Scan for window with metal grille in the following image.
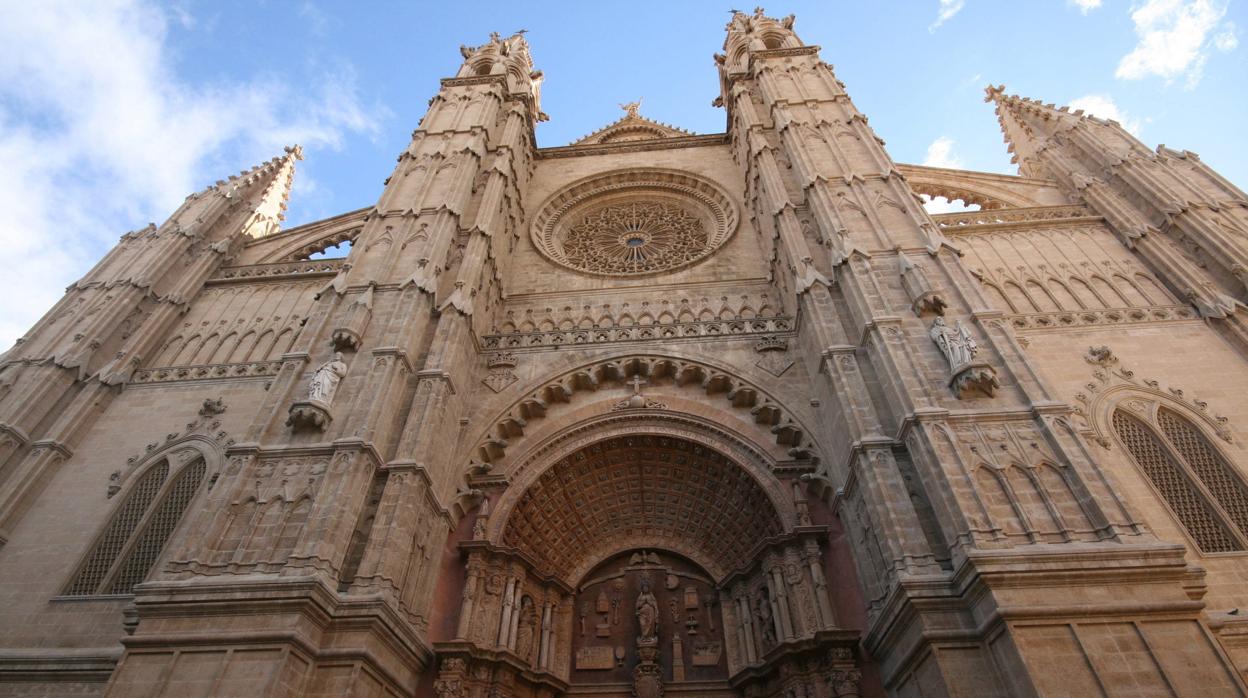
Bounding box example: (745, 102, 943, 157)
(1113, 409, 1247, 553)
(63, 458, 205, 596)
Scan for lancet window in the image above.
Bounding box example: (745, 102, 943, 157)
(1113, 407, 1248, 553)
(63, 457, 207, 595)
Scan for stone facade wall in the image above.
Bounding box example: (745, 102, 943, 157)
(1, 11, 1248, 698)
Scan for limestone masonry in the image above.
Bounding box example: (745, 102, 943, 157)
(2, 9, 1248, 697)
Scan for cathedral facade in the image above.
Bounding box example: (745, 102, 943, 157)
(3, 9, 1248, 697)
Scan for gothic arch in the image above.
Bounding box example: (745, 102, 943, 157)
(242, 208, 367, 263)
(900, 172, 1035, 210)
(1111, 406, 1248, 553)
(485, 411, 795, 583)
(467, 353, 820, 475)
(62, 435, 223, 596)
(1074, 355, 1235, 450)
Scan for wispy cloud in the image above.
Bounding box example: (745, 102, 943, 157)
(929, 0, 965, 32)
(922, 136, 964, 169)
(1116, 0, 1236, 87)
(299, 1, 330, 37)
(919, 137, 981, 212)
(1068, 94, 1144, 136)
(0, 1, 386, 349)
(1071, 0, 1103, 13)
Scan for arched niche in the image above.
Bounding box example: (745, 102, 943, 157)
(495, 430, 787, 583)
(569, 549, 729, 686)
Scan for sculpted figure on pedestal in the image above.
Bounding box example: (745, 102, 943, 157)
(929, 317, 977, 370)
(636, 576, 659, 642)
(515, 597, 537, 664)
(308, 352, 348, 404)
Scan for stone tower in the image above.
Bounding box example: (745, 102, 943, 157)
(2, 9, 1248, 698)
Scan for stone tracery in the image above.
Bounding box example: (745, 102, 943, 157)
(531, 169, 738, 277)
(562, 199, 708, 276)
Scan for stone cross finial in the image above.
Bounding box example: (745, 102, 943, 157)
(983, 84, 1006, 103)
(619, 100, 643, 118)
(629, 374, 647, 395)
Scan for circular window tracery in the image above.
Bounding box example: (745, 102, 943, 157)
(531, 169, 738, 277)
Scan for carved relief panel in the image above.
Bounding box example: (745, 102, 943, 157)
(570, 550, 728, 687)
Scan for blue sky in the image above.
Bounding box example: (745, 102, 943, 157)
(0, 0, 1244, 348)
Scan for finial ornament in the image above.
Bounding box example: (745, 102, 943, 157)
(618, 99, 643, 118)
(983, 84, 1006, 103)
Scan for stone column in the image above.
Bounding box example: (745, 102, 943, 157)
(807, 557, 834, 630)
(769, 566, 795, 640)
(497, 578, 515, 647)
(455, 565, 481, 640)
(737, 594, 757, 662)
(508, 588, 523, 651)
(538, 601, 553, 669)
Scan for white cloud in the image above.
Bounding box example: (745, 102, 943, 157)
(1072, 0, 1104, 13)
(0, 1, 384, 350)
(1067, 94, 1144, 136)
(920, 137, 982, 213)
(922, 136, 964, 169)
(921, 196, 980, 215)
(929, 0, 965, 32)
(1214, 22, 1239, 51)
(1116, 0, 1234, 87)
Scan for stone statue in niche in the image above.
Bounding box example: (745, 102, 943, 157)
(308, 352, 348, 404)
(636, 576, 659, 642)
(757, 595, 776, 649)
(516, 597, 537, 664)
(929, 317, 977, 370)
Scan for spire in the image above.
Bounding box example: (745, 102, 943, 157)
(984, 85, 1148, 180)
(205, 145, 302, 238)
(983, 84, 1065, 179)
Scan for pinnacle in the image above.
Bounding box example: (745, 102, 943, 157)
(983, 84, 1007, 104)
(205, 145, 302, 237)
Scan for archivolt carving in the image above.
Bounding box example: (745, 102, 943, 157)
(1073, 346, 1233, 448)
(469, 355, 817, 470)
(108, 401, 233, 498)
(530, 169, 738, 277)
(499, 433, 785, 582)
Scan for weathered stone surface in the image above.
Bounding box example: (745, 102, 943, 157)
(1, 11, 1247, 698)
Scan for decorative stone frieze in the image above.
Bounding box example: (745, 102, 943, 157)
(130, 360, 284, 384)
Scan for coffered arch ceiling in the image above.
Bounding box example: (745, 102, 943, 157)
(500, 434, 785, 583)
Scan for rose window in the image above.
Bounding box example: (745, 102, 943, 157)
(531, 169, 738, 277)
(561, 200, 708, 275)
